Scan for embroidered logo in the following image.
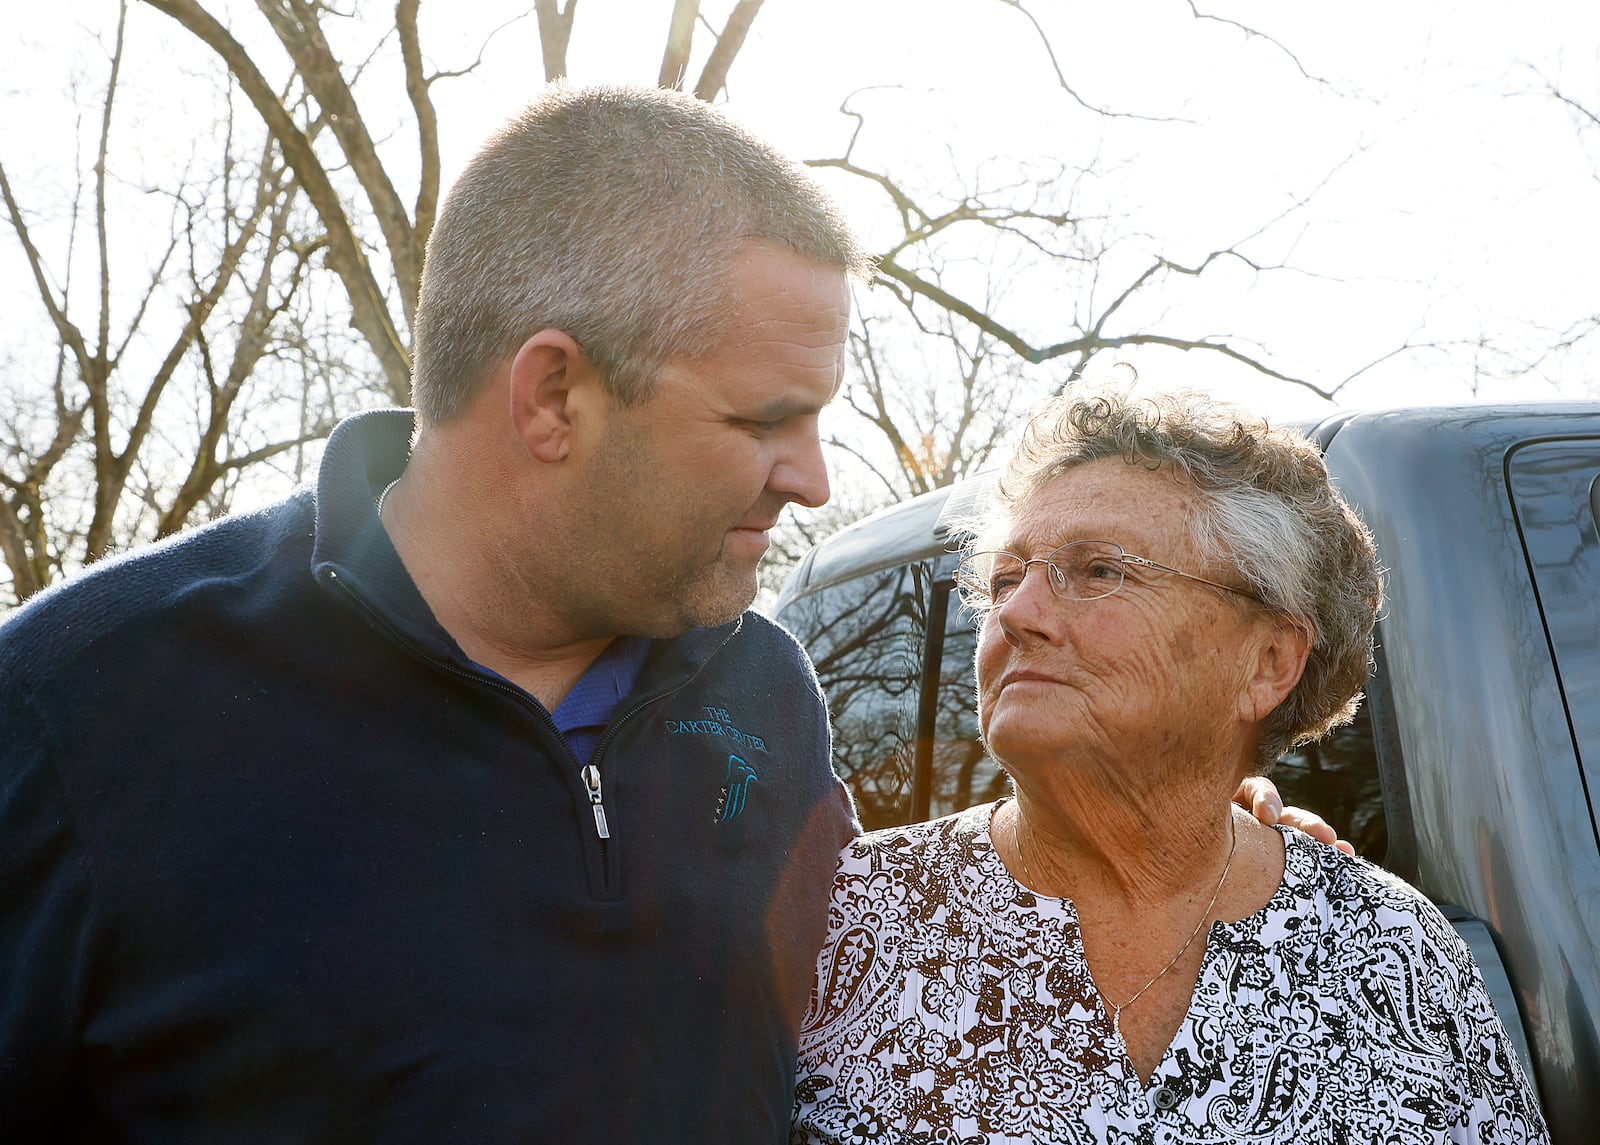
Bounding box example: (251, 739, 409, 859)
(661, 705, 771, 824)
(663, 705, 771, 754)
(714, 754, 759, 823)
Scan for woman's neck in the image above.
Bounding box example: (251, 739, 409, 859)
(1006, 762, 1243, 911)
(996, 757, 1290, 1082)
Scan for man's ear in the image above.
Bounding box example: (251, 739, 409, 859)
(1238, 615, 1315, 724)
(507, 330, 597, 464)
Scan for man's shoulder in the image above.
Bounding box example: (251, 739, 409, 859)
(703, 609, 826, 693)
(0, 492, 316, 688)
(733, 607, 816, 660)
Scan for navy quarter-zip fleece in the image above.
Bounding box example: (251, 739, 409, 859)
(0, 409, 858, 1144)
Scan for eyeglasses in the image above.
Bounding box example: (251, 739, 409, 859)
(956, 540, 1262, 607)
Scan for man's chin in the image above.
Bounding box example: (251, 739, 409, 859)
(602, 560, 760, 639)
(677, 566, 760, 630)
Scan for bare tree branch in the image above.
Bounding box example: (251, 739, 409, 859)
(842, 326, 925, 493)
(658, 0, 698, 88)
(820, 435, 904, 501)
(222, 426, 338, 474)
(694, 0, 763, 102)
(94, 2, 129, 379)
(429, 7, 538, 82)
(1182, 1, 1331, 87)
(993, 0, 1191, 122)
(140, 0, 413, 400)
(534, 0, 576, 81)
(1549, 85, 1600, 132)
(1331, 335, 1458, 395)
(809, 155, 924, 236)
(0, 16, 342, 598)
(1091, 332, 1331, 399)
(0, 498, 43, 600)
(157, 197, 322, 538)
(0, 163, 96, 379)
(255, 0, 421, 323)
(397, 0, 440, 282)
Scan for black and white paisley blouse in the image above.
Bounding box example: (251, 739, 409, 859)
(791, 803, 1547, 1145)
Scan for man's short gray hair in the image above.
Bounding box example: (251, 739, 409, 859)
(979, 383, 1383, 770)
(410, 84, 871, 424)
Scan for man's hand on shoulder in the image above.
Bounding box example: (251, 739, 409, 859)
(1233, 775, 1355, 855)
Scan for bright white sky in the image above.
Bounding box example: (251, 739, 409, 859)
(5, 0, 1599, 437)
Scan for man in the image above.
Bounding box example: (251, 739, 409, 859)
(0, 84, 1328, 1142)
(0, 85, 867, 1143)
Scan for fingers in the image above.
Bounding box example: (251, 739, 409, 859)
(1276, 805, 1356, 855)
(1232, 776, 1355, 854)
(1233, 776, 1283, 826)
(1277, 804, 1336, 843)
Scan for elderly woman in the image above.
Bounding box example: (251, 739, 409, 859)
(792, 387, 1546, 1143)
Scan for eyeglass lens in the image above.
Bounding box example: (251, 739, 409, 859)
(967, 541, 1129, 603)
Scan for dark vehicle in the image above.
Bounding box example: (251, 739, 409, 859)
(774, 403, 1600, 1141)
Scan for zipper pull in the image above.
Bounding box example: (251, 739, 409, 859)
(581, 764, 611, 839)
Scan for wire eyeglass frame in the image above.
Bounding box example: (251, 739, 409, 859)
(957, 539, 1263, 607)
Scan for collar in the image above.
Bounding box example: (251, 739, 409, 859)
(551, 635, 652, 735)
(308, 409, 460, 659)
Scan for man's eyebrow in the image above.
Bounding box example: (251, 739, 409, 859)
(743, 397, 825, 420)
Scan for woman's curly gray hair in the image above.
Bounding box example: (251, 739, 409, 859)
(980, 384, 1383, 771)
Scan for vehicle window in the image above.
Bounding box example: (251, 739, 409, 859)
(777, 562, 931, 829)
(925, 595, 1007, 821)
(1508, 439, 1600, 823)
(1270, 700, 1386, 861)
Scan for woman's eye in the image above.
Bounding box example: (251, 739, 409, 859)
(989, 574, 1021, 597)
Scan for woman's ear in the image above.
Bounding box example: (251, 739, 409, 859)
(1238, 614, 1314, 724)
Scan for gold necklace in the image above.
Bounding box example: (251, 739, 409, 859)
(1010, 802, 1238, 1044)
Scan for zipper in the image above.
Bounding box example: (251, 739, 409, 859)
(581, 764, 610, 839)
(568, 624, 736, 851)
(321, 567, 733, 893)
(574, 680, 722, 881)
(570, 624, 740, 879)
(323, 567, 608, 873)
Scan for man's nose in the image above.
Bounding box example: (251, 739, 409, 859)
(774, 423, 831, 508)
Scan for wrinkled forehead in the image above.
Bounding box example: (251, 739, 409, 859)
(980, 458, 1205, 557)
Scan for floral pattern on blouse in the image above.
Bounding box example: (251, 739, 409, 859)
(791, 803, 1547, 1145)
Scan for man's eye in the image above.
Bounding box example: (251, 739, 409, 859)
(1086, 560, 1123, 580)
(742, 418, 784, 433)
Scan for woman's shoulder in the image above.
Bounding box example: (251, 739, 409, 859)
(1284, 828, 1434, 908)
(1275, 827, 1474, 973)
(836, 802, 997, 875)
(803, 803, 1014, 1052)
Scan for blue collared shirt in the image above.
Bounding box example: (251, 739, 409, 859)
(549, 636, 651, 767)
